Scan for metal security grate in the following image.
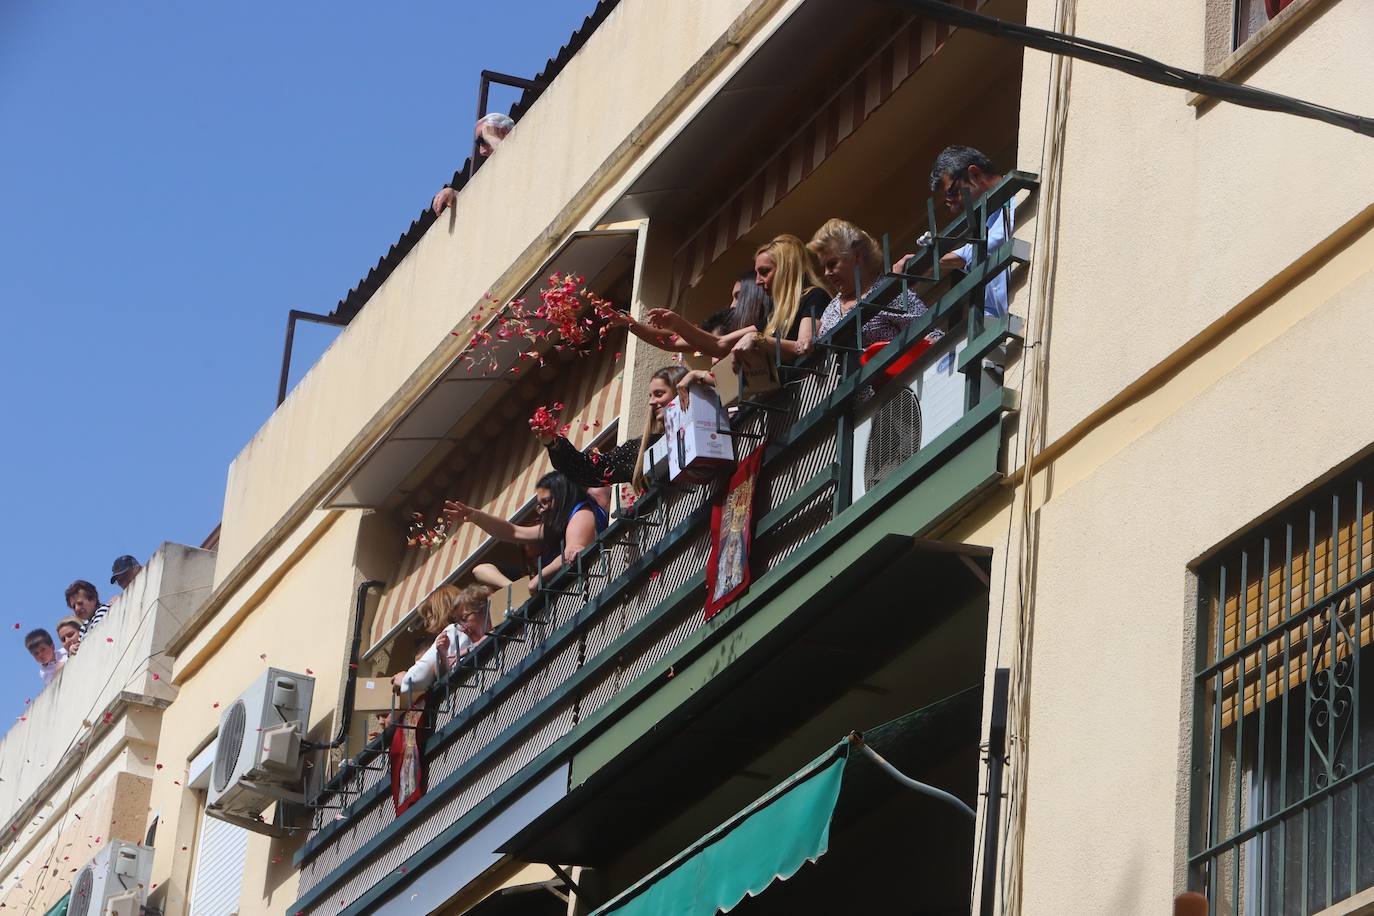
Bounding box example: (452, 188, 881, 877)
(1192, 460, 1374, 915)
(69, 865, 94, 916)
(214, 700, 247, 793)
(864, 388, 922, 493)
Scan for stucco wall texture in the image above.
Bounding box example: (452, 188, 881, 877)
(993, 2, 1374, 912)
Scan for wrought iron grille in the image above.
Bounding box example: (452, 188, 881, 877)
(1192, 459, 1374, 915)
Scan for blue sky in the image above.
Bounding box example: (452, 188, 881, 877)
(0, 0, 597, 721)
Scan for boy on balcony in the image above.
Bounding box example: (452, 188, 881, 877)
(25, 629, 66, 685)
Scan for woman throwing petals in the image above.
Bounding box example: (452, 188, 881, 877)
(444, 472, 607, 592)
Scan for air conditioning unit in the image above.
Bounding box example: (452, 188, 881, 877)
(851, 323, 1006, 501)
(67, 841, 153, 916)
(206, 668, 315, 821)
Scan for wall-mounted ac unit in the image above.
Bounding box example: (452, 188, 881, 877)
(851, 324, 1004, 501)
(206, 668, 315, 822)
(67, 841, 153, 916)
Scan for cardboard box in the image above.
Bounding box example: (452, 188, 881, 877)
(662, 382, 735, 482)
(710, 354, 780, 407)
(352, 676, 395, 712)
(641, 435, 670, 483)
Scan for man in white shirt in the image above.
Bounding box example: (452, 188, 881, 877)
(26, 629, 67, 686)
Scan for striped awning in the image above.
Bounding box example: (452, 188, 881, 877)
(674, 2, 985, 290)
(367, 349, 624, 652)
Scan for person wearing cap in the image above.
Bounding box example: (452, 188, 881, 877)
(110, 555, 142, 591)
(64, 579, 110, 635)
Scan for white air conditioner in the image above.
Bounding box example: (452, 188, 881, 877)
(206, 667, 315, 821)
(67, 841, 153, 916)
(851, 323, 1006, 501)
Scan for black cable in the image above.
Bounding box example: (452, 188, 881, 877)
(886, 0, 1374, 139)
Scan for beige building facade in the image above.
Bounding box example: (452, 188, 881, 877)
(3, 1, 1369, 915)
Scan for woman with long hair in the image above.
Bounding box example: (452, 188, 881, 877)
(636, 271, 774, 359)
(727, 234, 831, 367)
(444, 471, 608, 591)
(533, 363, 715, 492)
(808, 218, 927, 345)
(392, 583, 494, 695)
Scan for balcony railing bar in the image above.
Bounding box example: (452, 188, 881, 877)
(303, 497, 715, 834)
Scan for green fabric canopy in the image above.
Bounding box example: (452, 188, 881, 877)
(590, 744, 848, 916)
(43, 893, 69, 916)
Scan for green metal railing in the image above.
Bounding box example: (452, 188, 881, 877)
(290, 172, 1036, 916)
(1191, 458, 1374, 914)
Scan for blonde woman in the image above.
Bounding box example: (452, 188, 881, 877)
(392, 583, 494, 695)
(808, 218, 927, 345)
(728, 234, 831, 367)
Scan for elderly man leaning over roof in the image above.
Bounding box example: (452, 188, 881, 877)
(430, 112, 515, 216)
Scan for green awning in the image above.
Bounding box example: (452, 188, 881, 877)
(589, 743, 849, 916)
(43, 893, 69, 916)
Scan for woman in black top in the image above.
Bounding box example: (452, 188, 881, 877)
(536, 364, 714, 492)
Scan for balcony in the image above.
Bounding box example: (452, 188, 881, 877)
(290, 173, 1037, 915)
(0, 544, 214, 913)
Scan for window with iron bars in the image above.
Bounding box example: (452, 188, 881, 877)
(1191, 455, 1374, 914)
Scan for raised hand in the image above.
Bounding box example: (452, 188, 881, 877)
(431, 187, 457, 216)
(443, 499, 475, 525)
(645, 307, 686, 330)
(676, 369, 716, 407)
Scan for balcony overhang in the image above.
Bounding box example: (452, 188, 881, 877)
(319, 227, 639, 511)
(596, 0, 868, 226)
(499, 534, 991, 868)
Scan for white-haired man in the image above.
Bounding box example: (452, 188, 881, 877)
(431, 112, 515, 215)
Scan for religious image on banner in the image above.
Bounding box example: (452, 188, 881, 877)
(705, 442, 765, 619)
(389, 698, 430, 815)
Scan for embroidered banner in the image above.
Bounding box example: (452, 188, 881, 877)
(705, 443, 765, 619)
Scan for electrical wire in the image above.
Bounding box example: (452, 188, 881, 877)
(889, 0, 1374, 139)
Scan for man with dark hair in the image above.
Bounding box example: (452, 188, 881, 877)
(916, 145, 1015, 321)
(110, 555, 141, 591)
(25, 629, 66, 685)
(64, 580, 110, 635)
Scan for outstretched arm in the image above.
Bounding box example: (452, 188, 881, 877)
(644, 308, 743, 359)
(729, 317, 815, 364)
(444, 500, 543, 544)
